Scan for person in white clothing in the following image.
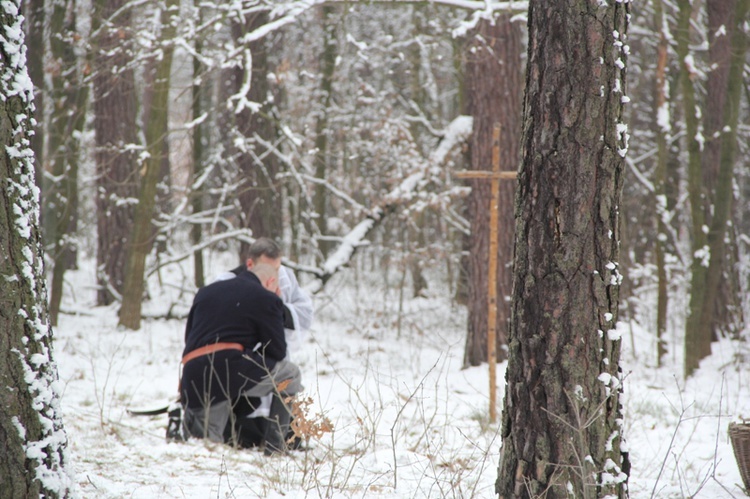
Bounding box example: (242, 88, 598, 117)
(213, 238, 314, 448)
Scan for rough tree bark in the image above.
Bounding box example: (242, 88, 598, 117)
(1, 3, 74, 494)
(463, 14, 522, 367)
(497, 2, 629, 497)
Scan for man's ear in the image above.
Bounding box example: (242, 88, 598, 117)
(246, 258, 254, 269)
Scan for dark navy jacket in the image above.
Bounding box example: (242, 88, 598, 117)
(180, 270, 286, 409)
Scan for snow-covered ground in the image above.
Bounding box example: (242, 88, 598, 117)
(52, 250, 750, 498)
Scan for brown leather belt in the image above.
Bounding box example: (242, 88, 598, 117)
(181, 342, 244, 365)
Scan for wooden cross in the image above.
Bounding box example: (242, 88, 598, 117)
(456, 123, 517, 423)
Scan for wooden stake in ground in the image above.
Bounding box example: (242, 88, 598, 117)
(456, 124, 516, 423)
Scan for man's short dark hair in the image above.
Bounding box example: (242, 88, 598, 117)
(248, 237, 282, 261)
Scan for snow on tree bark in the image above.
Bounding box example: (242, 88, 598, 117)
(0, 1, 75, 496)
(497, 1, 629, 497)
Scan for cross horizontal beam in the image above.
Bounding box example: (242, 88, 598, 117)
(455, 170, 517, 180)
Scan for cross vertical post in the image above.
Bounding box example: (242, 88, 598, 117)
(487, 125, 500, 423)
(456, 123, 516, 423)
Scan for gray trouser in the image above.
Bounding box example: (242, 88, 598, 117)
(183, 359, 302, 443)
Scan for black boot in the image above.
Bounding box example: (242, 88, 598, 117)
(263, 395, 292, 456)
(166, 402, 186, 442)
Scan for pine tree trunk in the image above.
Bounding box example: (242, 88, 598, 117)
(497, 2, 629, 497)
(92, 0, 139, 306)
(1, 4, 73, 494)
(463, 15, 522, 366)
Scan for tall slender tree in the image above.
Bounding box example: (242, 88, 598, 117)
(311, 5, 338, 262)
(497, 2, 629, 497)
(191, 1, 206, 288)
(682, 0, 749, 376)
(46, 0, 86, 326)
(653, 0, 672, 365)
(118, 0, 179, 329)
(139, 5, 173, 248)
(1, 2, 74, 494)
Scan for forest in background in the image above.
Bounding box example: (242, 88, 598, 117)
(4, 0, 750, 496)
(28, 0, 750, 386)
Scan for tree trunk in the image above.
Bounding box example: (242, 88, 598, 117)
(139, 24, 172, 254)
(693, 0, 749, 362)
(1, 4, 74, 494)
(118, 0, 179, 329)
(46, 0, 86, 326)
(463, 14, 522, 367)
(24, 0, 44, 185)
(702, 0, 735, 196)
(497, 2, 629, 497)
(702, 0, 745, 338)
(683, 0, 749, 376)
(232, 12, 283, 261)
(678, 0, 710, 376)
(406, 7, 430, 298)
(191, 2, 205, 288)
(312, 5, 337, 262)
(653, 0, 671, 365)
(92, 0, 139, 306)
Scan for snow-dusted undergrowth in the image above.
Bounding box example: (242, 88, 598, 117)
(52, 248, 749, 498)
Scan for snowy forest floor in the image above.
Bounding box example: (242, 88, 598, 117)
(52, 251, 750, 498)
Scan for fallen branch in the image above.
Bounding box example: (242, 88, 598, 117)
(303, 115, 473, 293)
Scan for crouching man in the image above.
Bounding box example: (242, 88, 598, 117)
(180, 263, 302, 455)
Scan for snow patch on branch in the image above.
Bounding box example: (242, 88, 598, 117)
(308, 115, 473, 292)
(431, 115, 473, 165)
(229, 49, 261, 114)
(451, 1, 528, 38)
(322, 216, 377, 275)
(385, 115, 472, 205)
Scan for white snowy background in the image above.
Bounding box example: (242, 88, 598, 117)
(49, 247, 750, 499)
